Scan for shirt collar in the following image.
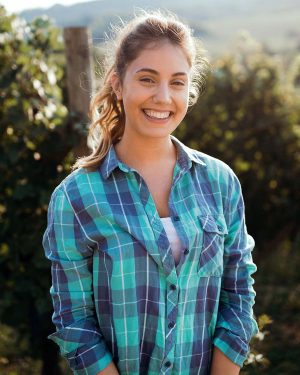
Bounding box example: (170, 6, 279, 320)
(99, 134, 206, 180)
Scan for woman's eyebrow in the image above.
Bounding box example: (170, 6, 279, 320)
(135, 68, 187, 77)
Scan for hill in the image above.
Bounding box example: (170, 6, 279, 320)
(19, 0, 300, 58)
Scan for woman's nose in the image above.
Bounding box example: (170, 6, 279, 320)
(153, 83, 172, 104)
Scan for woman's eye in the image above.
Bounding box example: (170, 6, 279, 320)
(172, 81, 185, 86)
(140, 78, 155, 84)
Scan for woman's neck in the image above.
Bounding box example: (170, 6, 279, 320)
(114, 133, 177, 170)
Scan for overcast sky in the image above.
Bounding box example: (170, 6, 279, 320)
(1, 0, 93, 14)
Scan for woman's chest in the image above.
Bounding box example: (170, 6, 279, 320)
(75, 170, 228, 277)
(141, 170, 173, 218)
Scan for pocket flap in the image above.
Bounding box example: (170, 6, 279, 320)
(198, 215, 228, 235)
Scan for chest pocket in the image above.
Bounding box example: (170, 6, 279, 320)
(197, 215, 228, 277)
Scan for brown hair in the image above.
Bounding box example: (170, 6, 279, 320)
(71, 9, 209, 171)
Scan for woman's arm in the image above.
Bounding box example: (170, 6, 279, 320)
(210, 346, 240, 375)
(43, 185, 113, 374)
(97, 361, 119, 375)
(212, 171, 259, 368)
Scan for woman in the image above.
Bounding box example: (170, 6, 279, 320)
(43, 10, 259, 375)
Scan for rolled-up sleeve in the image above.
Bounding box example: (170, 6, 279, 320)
(42, 184, 113, 374)
(213, 171, 259, 367)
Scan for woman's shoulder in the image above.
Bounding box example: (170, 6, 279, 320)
(50, 166, 102, 201)
(186, 147, 244, 211)
(184, 143, 238, 183)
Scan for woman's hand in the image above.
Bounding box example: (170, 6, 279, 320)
(97, 361, 119, 375)
(210, 346, 240, 375)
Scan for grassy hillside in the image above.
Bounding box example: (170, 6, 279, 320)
(18, 0, 300, 57)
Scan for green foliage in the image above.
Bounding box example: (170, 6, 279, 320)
(0, 324, 42, 374)
(0, 5, 80, 370)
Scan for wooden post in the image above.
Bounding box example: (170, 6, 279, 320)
(63, 27, 95, 158)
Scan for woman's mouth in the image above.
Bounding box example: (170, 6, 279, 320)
(142, 109, 173, 120)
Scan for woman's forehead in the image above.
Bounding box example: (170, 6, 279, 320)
(126, 42, 191, 75)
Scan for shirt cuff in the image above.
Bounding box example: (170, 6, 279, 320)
(48, 330, 113, 374)
(213, 328, 250, 368)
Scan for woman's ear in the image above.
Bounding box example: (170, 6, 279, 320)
(110, 72, 123, 100)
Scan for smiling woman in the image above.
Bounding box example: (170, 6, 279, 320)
(71, 9, 208, 172)
(42, 8, 259, 375)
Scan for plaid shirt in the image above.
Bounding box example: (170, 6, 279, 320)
(43, 135, 258, 375)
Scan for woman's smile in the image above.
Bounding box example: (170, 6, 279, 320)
(142, 109, 173, 123)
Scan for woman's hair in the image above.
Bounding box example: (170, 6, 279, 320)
(71, 9, 209, 171)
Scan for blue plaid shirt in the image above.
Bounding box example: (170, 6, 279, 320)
(43, 135, 258, 375)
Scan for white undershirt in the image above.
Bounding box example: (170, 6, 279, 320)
(160, 217, 184, 266)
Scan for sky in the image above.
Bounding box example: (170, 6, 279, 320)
(0, 0, 93, 14)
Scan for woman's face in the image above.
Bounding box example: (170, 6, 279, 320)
(111, 41, 191, 141)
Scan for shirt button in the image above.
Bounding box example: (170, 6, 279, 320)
(165, 361, 172, 367)
(170, 284, 177, 290)
(173, 215, 180, 221)
(184, 248, 189, 255)
(168, 321, 175, 329)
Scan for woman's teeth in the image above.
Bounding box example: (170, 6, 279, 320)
(143, 110, 171, 119)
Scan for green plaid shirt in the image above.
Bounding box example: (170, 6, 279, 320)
(43, 135, 258, 375)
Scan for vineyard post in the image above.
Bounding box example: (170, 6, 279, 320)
(63, 26, 95, 158)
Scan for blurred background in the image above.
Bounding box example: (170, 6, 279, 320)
(0, 0, 299, 374)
